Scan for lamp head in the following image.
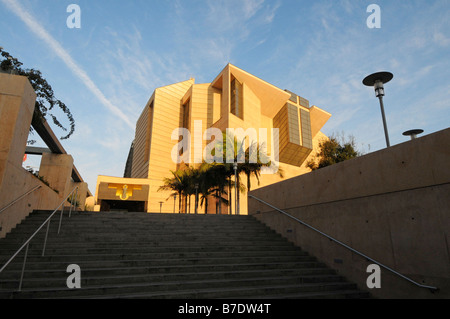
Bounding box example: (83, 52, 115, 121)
(374, 80, 385, 97)
(363, 72, 394, 98)
(403, 129, 424, 140)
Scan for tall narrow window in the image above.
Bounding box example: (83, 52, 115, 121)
(230, 78, 243, 119)
(183, 99, 190, 130)
(179, 99, 191, 158)
(298, 96, 310, 108)
(300, 109, 313, 149)
(144, 102, 154, 163)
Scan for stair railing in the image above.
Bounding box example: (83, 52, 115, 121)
(0, 186, 79, 291)
(0, 186, 42, 215)
(248, 194, 438, 292)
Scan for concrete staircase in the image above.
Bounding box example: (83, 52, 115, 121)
(0, 210, 370, 299)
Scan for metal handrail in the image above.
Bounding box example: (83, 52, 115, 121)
(248, 194, 438, 292)
(0, 186, 79, 291)
(0, 186, 42, 214)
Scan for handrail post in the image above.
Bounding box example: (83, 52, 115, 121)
(68, 192, 74, 218)
(18, 243, 29, 292)
(75, 187, 78, 213)
(69, 187, 78, 218)
(0, 186, 80, 292)
(57, 205, 64, 235)
(42, 220, 51, 257)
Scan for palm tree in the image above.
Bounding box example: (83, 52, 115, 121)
(221, 132, 284, 213)
(198, 180, 212, 214)
(213, 131, 249, 215)
(158, 169, 190, 213)
(184, 166, 196, 214)
(178, 163, 213, 214)
(179, 169, 192, 214)
(159, 132, 283, 215)
(184, 165, 204, 214)
(209, 163, 231, 215)
(196, 162, 217, 214)
(158, 164, 218, 215)
(241, 141, 284, 192)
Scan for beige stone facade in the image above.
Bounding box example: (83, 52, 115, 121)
(95, 64, 331, 214)
(0, 73, 89, 238)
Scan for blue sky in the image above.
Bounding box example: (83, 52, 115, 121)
(1, 0, 449, 195)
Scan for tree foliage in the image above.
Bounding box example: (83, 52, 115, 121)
(158, 133, 284, 214)
(0, 47, 75, 140)
(307, 133, 361, 170)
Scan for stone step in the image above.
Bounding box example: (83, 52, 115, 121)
(0, 241, 296, 255)
(1, 254, 314, 272)
(21, 211, 256, 221)
(13, 219, 269, 228)
(0, 232, 283, 248)
(7, 223, 271, 237)
(228, 289, 371, 299)
(6, 226, 277, 239)
(0, 238, 287, 251)
(1, 261, 327, 280)
(0, 269, 342, 290)
(11, 222, 264, 231)
(0, 249, 307, 263)
(0, 243, 300, 259)
(0, 210, 369, 299)
(14, 216, 259, 224)
(0, 279, 358, 299)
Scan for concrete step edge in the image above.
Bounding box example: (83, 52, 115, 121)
(1, 280, 356, 296)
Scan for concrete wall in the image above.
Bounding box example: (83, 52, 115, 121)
(0, 73, 85, 238)
(0, 74, 35, 188)
(0, 74, 62, 238)
(249, 128, 450, 299)
(0, 167, 61, 238)
(39, 153, 73, 199)
(70, 181, 88, 210)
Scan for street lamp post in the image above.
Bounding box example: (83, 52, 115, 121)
(159, 201, 163, 214)
(363, 71, 394, 148)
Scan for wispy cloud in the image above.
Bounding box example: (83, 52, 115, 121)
(95, 25, 196, 118)
(1, 0, 135, 130)
(169, 0, 280, 68)
(433, 31, 450, 47)
(242, 0, 265, 20)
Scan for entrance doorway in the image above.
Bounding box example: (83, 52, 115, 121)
(100, 200, 146, 212)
